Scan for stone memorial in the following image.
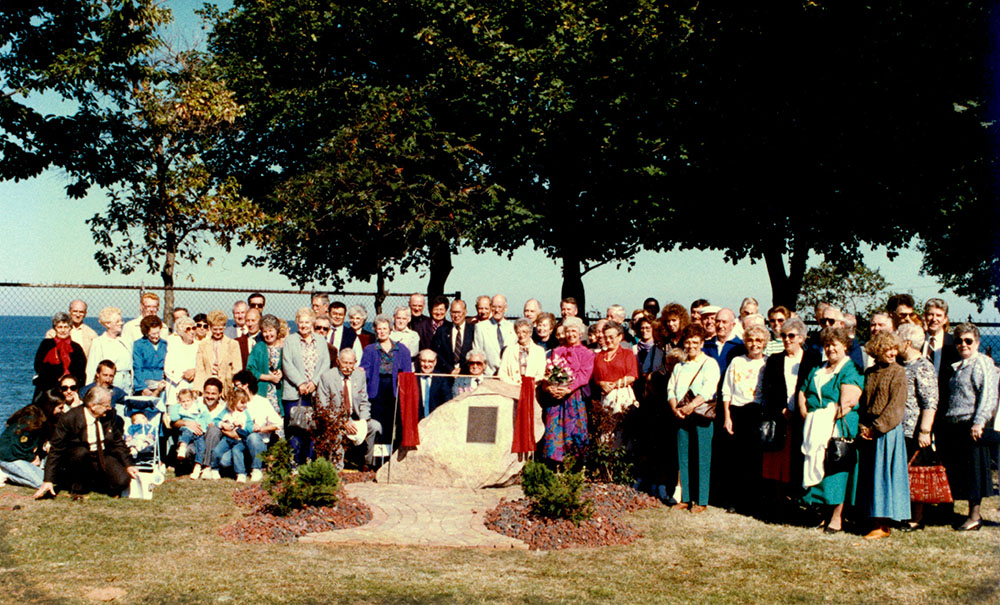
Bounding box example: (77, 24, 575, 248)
(375, 378, 544, 488)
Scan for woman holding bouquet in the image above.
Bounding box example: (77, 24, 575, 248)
(541, 317, 594, 463)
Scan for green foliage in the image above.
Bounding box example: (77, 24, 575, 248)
(654, 2, 995, 309)
(521, 460, 593, 524)
(583, 441, 635, 486)
(0, 0, 170, 194)
(797, 262, 892, 321)
(262, 439, 340, 516)
(87, 49, 250, 310)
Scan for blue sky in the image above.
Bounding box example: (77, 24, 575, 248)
(1, 0, 994, 322)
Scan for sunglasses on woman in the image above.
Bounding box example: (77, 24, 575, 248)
(60, 384, 79, 392)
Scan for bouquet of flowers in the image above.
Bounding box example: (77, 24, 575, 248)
(545, 355, 575, 387)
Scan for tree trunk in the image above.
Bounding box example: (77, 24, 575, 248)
(426, 238, 453, 296)
(374, 264, 387, 315)
(560, 248, 586, 317)
(160, 181, 176, 328)
(762, 237, 809, 311)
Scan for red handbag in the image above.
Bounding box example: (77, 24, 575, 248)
(908, 450, 953, 504)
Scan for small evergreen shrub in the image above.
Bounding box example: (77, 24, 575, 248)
(521, 460, 593, 524)
(262, 439, 340, 516)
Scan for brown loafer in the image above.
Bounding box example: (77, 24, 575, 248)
(864, 527, 891, 540)
(691, 505, 707, 514)
(671, 502, 690, 510)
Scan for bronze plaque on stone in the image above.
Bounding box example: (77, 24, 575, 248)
(466, 406, 498, 443)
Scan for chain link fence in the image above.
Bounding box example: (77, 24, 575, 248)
(0, 282, 460, 325)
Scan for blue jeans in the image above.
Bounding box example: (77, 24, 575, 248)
(211, 435, 244, 472)
(178, 428, 206, 462)
(0, 459, 44, 489)
(233, 432, 269, 473)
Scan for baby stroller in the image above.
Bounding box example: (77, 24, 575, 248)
(122, 396, 166, 499)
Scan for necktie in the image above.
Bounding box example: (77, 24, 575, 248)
(496, 321, 505, 351)
(453, 327, 463, 365)
(342, 378, 351, 416)
(95, 418, 106, 470)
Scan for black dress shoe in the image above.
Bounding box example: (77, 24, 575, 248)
(956, 520, 982, 532)
(899, 522, 925, 532)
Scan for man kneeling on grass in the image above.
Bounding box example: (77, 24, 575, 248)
(34, 386, 139, 499)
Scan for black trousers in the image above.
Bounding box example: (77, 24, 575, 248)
(56, 447, 131, 496)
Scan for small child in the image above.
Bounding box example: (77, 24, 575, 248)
(169, 388, 210, 479)
(125, 412, 157, 458)
(210, 390, 255, 482)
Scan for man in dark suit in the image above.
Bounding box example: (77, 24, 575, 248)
(431, 299, 476, 375)
(236, 307, 263, 367)
(34, 386, 138, 498)
(415, 350, 451, 417)
(415, 295, 449, 352)
(408, 293, 429, 333)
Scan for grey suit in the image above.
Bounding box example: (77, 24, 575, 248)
(281, 333, 331, 402)
(316, 366, 381, 466)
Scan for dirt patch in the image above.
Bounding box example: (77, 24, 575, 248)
(340, 470, 376, 484)
(84, 586, 126, 601)
(219, 485, 372, 544)
(485, 483, 662, 550)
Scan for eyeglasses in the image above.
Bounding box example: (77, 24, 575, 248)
(780, 333, 799, 340)
(468, 361, 485, 366)
(60, 384, 79, 392)
(196, 323, 209, 328)
(249, 302, 264, 309)
(314, 326, 330, 333)
(959, 337, 976, 345)
(819, 318, 837, 326)
(745, 338, 767, 344)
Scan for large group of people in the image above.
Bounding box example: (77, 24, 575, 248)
(5, 289, 998, 537)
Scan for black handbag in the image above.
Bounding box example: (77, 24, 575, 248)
(824, 415, 855, 474)
(758, 415, 786, 451)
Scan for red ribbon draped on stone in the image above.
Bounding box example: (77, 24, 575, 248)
(396, 372, 420, 447)
(512, 376, 536, 454)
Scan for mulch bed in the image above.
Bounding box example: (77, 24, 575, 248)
(485, 482, 662, 550)
(219, 484, 372, 544)
(340, 470, 377, 484)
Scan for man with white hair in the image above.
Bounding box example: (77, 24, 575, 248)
(523, 299, 542, 322)
(606, 304, 634, 348)
(704, 308, 744, 380)
(225, 300, 250, 338)
(315, 348, 380, 469)
(473, 294, 516, 376)
(408, 293, 428, 332)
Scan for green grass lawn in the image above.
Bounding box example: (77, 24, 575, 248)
(0, 478, 997, 604)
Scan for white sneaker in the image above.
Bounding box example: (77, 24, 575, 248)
(250, 469, 263, 482)
(208, 469, 221, 480)
(190, 466, 202, 480)
(236, 474, 247, 483)
(176, 442, 188, 459)
(0, 470, 8, 486)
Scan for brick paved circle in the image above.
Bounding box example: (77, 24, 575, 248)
(300, 483, 528, 549)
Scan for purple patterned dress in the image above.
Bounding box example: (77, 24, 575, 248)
(541, 344, 595, 462)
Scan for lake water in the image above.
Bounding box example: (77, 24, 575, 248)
(2, 315, 998, 425)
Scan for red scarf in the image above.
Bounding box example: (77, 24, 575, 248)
(44, 337, 74, 374)
(512, 376, 536, 454)
(396, 372, 420, 447)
